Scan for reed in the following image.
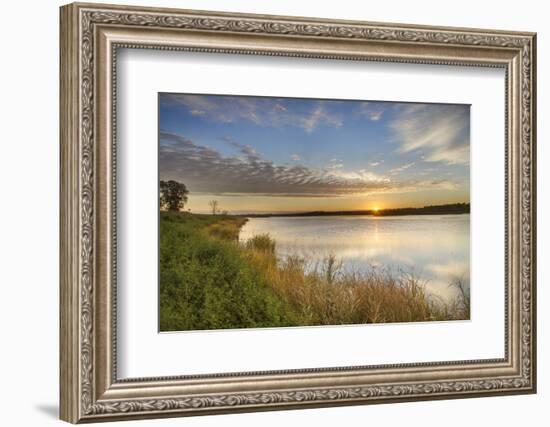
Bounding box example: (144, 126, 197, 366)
(244, 234, 467, 325)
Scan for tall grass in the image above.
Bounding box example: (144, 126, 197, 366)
(244, 235, 467, 325)
(159, 212, 469, 331)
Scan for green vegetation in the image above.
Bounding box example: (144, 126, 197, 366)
(160, 212, 299, 331)
(160, 212, 469, 332)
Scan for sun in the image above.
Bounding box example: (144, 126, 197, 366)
(372, 206, 380, 212)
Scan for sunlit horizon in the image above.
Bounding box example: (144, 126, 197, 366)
(175, 193, 469, 215)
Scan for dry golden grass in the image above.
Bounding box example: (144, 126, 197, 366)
(244, 233, 469, 325)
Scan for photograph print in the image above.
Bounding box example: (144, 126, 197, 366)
(159, 93, 470, 332)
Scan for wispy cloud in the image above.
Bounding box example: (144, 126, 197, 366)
(162, 94, 343, 133)
(327, 168, 389, 183)
(391, 104, 470, 165)
(160, 131, 457, 197)
(358, 102, 385, 121)
(389, 162, 415, 175)
(327, 162, 344, 170)
(290, 154, 301, 161)
(300, 103, 343, 133)
(369, 160, 384, 167)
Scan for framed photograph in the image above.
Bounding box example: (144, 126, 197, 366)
(60, 2, 537, 423)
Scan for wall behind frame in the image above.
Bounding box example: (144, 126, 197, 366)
(0, 0, 545, 426)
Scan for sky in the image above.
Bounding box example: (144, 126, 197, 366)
(159, 93, 470, 214)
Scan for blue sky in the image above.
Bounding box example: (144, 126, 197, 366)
(159, 93, 470, 214)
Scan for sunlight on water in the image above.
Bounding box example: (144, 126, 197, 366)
(239, 214, 470, 302)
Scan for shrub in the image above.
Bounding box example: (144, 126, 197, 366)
(245, 234, 276, 254)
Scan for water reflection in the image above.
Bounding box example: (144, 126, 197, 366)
(239, 214, 470, 302)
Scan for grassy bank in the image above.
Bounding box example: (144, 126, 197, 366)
(160, 212, 299, 331)
(160, 212, 469, 331)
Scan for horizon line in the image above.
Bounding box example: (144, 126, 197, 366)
(178, 202, 470, 216)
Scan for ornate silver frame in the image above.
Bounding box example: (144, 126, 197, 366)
(60, 2, 537, 423)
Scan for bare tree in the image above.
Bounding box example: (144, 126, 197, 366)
(208, 200, 219, 215)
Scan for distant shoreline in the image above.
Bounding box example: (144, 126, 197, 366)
(235, 203, 470, 218)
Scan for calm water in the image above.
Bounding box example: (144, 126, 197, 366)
(239, 214, 470, 301)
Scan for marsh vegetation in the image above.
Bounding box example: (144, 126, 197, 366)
(159, 212, 469, 332)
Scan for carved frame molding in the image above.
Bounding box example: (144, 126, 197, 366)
(60, 2, 536, 423)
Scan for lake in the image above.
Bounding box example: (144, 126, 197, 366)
(239, 214, 470, 302)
